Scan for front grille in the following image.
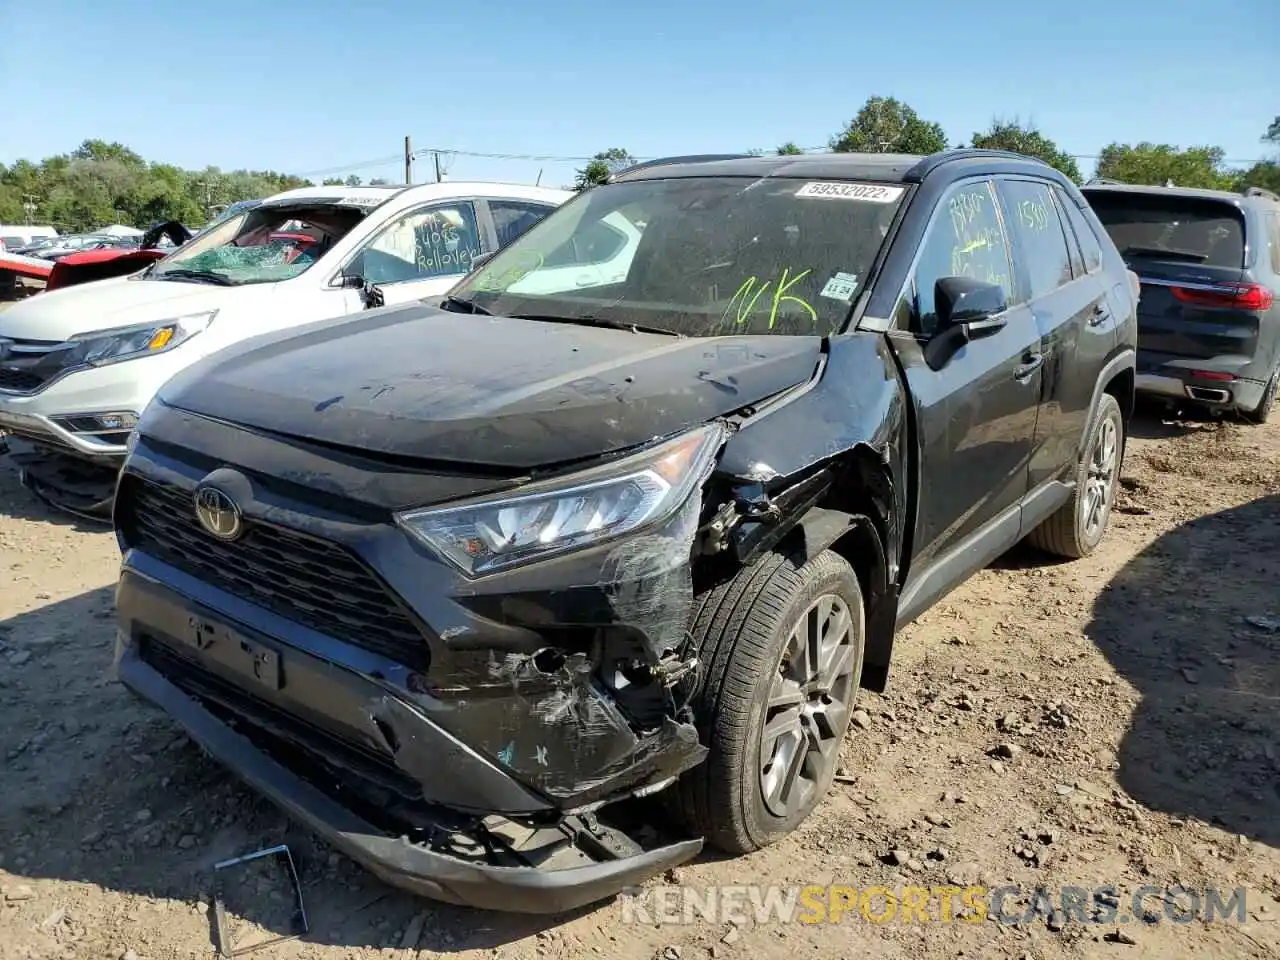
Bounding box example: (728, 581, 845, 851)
(0, 338, 77, 394)
(119, 475, 432, 669)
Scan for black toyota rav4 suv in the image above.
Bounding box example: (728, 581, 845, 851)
(112, 149, 1138, 913)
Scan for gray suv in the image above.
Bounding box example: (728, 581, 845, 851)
(1081, 183, 1280, 421)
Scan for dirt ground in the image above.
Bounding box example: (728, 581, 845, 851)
(1, 382, 1279, 959)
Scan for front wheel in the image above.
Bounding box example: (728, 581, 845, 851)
(670, 549, 866, 854)
(1026, 392, 1124, 559)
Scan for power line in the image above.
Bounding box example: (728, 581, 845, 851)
(293, 143, 1271, 181)
(412, 146, 661, 163)
(294, 154, 404, 178)
(415, 145, 1268, 166)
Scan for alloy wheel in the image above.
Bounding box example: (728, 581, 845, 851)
(758, 593, 858, 818)
(1082, 415, 1118, 538)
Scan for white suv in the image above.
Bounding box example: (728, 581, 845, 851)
(0, 181, 571, 517)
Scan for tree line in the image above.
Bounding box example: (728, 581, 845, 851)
(5, 98, 1278, 233)
(0, 140, 394, 233)
(573, 96, 1280, 193)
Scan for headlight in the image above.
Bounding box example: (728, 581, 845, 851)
(397, 424, 725, 577)
(70, 311, 216, 367)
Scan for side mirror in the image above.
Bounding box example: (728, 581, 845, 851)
(337, 274, 365, 289)
(934, 277, 1008, 340)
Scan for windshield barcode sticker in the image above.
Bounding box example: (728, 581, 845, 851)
(795, 182, 904, 203)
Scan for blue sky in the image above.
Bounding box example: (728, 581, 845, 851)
(2, 0, 1276, 187)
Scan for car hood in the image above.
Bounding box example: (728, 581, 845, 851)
(160, 303, 823, 470)
(0, 274, 263, 339)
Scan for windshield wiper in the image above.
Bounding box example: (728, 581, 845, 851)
(1121, 245, 1208, 263)
(153, 268, 237, 286)
(439, 295, 492, 315)
(512, 314, 684, 337)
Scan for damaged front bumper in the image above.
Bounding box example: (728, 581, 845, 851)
(117, 646, 701, 912)
(0, 410, 127, 519)
(113, 572, 704, 913)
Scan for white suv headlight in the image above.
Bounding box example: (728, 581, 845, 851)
(396, 424, 725, 577)
(70, 310, 216, 367)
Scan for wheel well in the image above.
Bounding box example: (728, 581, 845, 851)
(809, 447, 896, 691)
(1105, 366, 1135, 426)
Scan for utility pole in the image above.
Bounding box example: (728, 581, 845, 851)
(404, 136, 413, 184)
(22, 195, 38, 225)
(195, 180, 215, 216)
(433, 150, 442, 183)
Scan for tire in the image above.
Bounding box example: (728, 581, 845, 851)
(670, 549, 866, 854)
(1243, 365, 1279, 424)
(1026, 392, 1124, 559)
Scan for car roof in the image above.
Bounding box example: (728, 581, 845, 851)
(610, 149, 1067, 187)
(260, 181, 574, 213)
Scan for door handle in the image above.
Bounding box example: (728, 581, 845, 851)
(1089, 304, 1110, 327)
(1014, 353, 1044, 382)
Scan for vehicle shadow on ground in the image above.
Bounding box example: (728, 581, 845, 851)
(1088, 492, 1280, 847)
(0, 590, 605, 953)
(1125, 398, 1234, 441)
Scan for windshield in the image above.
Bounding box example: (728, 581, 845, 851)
(448, 176, 904, 337)
(148, 202, 366, 285)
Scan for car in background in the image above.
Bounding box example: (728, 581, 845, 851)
(0, 181, 572, 518)
(109, 149, 1137, 912)
(40, 236, 140, 261)
(1081, 183, 1280, 421)
(0, 226, 59, 252)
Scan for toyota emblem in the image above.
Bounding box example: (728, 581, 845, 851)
(194, 486, 243, 540)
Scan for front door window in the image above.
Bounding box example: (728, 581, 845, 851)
(353, 201, 486, 285)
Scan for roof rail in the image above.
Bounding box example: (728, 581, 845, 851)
(904, 147, 1052, 183)
(1085, 177, 1126, 186)
(610, 154, 756, 180)
(1244, 186, 1280, 202)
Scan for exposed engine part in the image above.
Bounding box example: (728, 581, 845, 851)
(699, 500, 741, 554)
(649, 653, 699, 687)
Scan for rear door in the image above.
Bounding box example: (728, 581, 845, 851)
(995, 177, 1112, 489)
(1086, 191, 1262, 377)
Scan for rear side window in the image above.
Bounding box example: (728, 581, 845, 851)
(997, 179, 1074, 301)
(1055, 188, 1104, 273)
(1087, 193, 1246, 269)
(489, 199, 555, 248)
